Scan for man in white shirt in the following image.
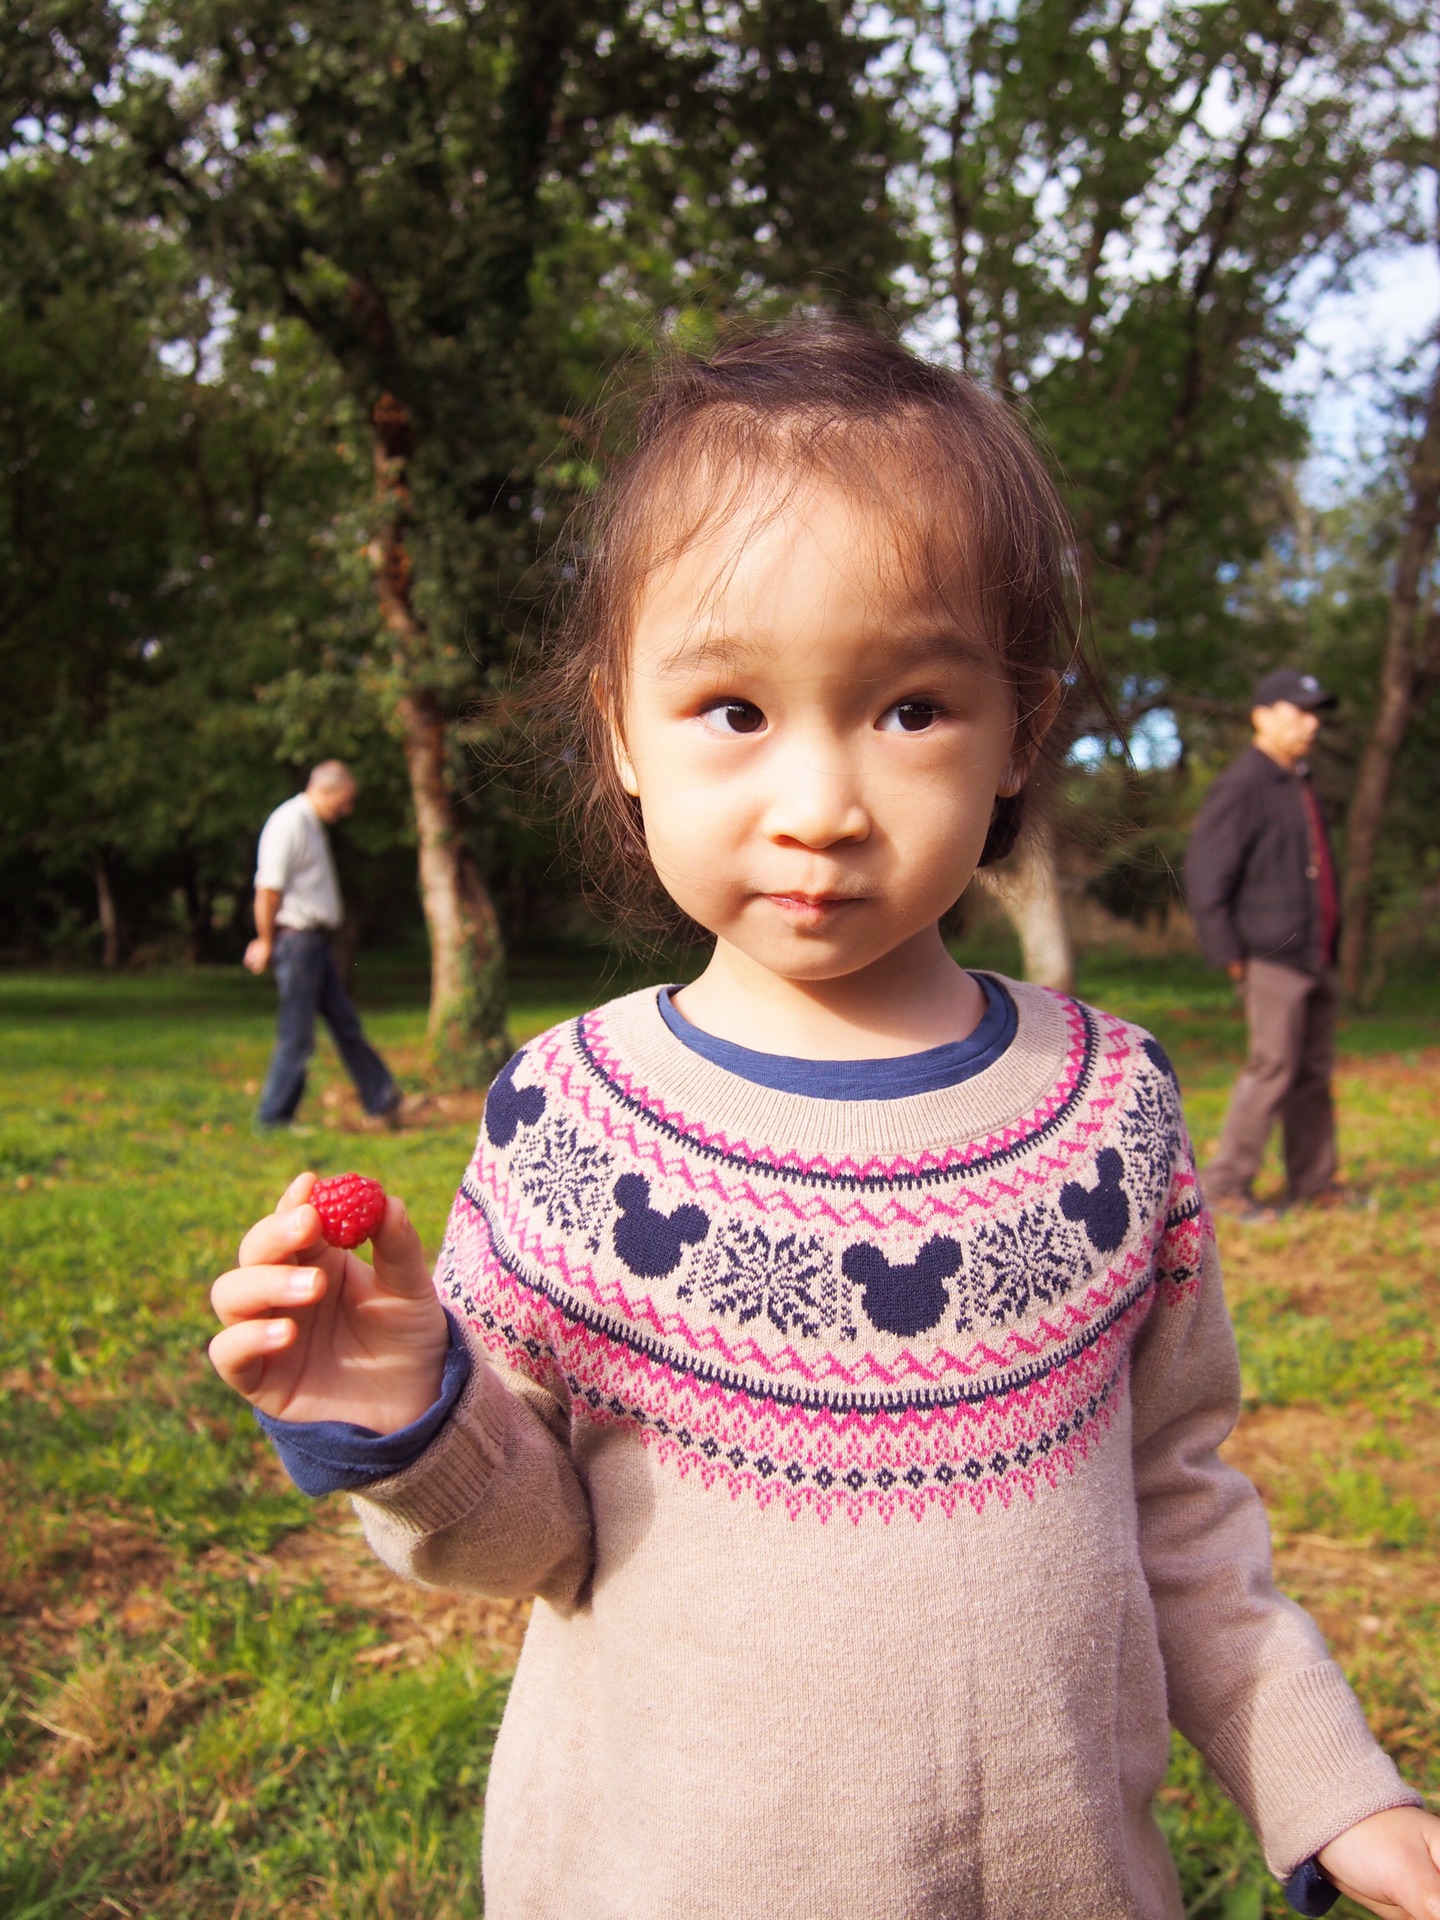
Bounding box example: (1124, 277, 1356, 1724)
(245, 761, 402, 1130)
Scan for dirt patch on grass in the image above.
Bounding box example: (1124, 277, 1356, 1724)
(1227, 1405, 1440, 1510)
(2, 1499, 526, 1699)
(1335, 1048, 1440, 1090)
(269, 1502, 529, 1666)
(314, 1079, 488, 1133)
(0, 1513, 179, 1659)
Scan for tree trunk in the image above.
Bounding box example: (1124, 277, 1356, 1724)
(369, 393, 509, 1086)
(942, 94, 1074, 994)
(93, 851, 121, 970)
(1338, 353, 1440, 1003)
(974, 801, 1075, 991)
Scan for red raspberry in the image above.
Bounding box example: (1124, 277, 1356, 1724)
(310, 1173, 387, 1249)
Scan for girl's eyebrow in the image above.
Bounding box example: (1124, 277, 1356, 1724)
(876, 626, 996, 673)
(653, 630, 756, 677)
(653, 625, 994, 680)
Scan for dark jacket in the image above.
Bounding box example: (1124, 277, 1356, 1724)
(1184, 746, 1336, 975)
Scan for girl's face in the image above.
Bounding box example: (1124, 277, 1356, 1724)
(617, 476, 1023, 988)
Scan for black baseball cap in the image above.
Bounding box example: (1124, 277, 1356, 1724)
(1251, 667, 1337, 712)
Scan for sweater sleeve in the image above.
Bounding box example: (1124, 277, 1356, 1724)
(1130, 1166, 1419, 1876)
(1184, 774, 1258, 970)
(346, 1148, 594, 1611)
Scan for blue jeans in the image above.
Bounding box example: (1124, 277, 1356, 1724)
(257, 930, 400, 1126)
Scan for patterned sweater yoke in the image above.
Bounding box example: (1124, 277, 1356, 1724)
(356, 978, 1416, 1920)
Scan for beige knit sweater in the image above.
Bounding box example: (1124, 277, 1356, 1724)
(355, 979, 1415, 1919)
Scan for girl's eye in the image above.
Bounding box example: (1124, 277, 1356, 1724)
(880, 699, 942, 734)
(699, 700, 766, 736)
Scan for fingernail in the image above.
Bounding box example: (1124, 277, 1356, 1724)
(286, 1270, 317, 1300)
(265, 1319, 290, 1346)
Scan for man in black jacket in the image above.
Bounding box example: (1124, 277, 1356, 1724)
(1184, 667, 1341, 1213)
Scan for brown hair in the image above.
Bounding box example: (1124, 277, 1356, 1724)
(531, 315, 1086, 939)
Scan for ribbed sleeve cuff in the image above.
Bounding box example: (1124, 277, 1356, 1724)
(255, 1311, 472, 1495)
(347, 1344, 516, 1532)
(1203, 1659, 1423, 1875)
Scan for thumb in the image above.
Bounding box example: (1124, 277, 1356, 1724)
(368, 1195, 433, 1298)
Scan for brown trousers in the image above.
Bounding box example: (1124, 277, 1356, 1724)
(1206, 959, 1338, 1203)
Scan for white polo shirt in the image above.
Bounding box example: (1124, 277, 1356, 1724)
(254, 793, 343, 932)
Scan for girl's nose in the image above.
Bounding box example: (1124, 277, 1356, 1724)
(762, 744, 870, 849)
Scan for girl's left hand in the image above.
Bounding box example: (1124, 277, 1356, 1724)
(1319, 1806, 1440, 1919)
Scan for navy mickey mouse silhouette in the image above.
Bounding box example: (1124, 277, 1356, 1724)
(843, 1236, 961, 1338)
(1058, 1146, 1130, 1253)
(612, 1173, 709, 1278)
(484, 1052, 546, 1148)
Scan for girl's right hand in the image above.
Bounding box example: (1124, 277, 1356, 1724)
(208, 1171, 450, 1435)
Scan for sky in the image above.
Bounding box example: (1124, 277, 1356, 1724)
(1286, 241, 1440, 502)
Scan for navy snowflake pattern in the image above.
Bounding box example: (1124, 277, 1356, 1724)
(957, 1203, 1090, 1330)
(1114, 1061, 1183, 1218)
(681, 1221, 841, 1340)
(510, 1116, 615, 1252)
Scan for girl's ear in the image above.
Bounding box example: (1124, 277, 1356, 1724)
(997, 670, 1062, 797)
(609, 723, 640, 797)
(616, 740, 640, 798)
(593, 665, 641, 796)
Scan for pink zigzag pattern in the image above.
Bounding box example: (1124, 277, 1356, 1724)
(538, 991, 1129, 1183)
(437, 993, 1193, 1521)
(463, 1253, 1139, 1525)
(488, 1120, 1112, 1234)
(629, 1410, 1113, 1525)
(450, 1186, 1162, 1388)
(542, 1297, 1139, 1440)
(494, 1017, 1139, 1239)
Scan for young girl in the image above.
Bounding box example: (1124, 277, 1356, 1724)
(210, 324, 1440, 1920)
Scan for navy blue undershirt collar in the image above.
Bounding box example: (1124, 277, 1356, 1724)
(657, 972, 1017, 1100)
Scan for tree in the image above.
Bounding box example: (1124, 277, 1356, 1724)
(115, 0, 912, 1079)
(0, 138, 403, 965)
(903, 0, 1407, 986)
(1336, 352, 1440, 997)
(1335, 11, 1440, 999)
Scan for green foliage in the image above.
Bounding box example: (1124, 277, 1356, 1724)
(0, 0, 122, 151)
(903, 0, 1411, 722)
(0, 147, 413, 962)
(2, 0, 925, 1062)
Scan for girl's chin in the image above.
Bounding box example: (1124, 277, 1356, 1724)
(719, 930, 904, 985)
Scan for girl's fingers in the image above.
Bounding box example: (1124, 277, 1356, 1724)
(238, 1200, 325, 1269)
(368, 1197, 435, 1299)
(277, 1169, 317, 1212)
(208, 1316, 296, 1398)
(211, 1263, 327, 1326)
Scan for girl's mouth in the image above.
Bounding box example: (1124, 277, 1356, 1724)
(760, 892, 865, 920)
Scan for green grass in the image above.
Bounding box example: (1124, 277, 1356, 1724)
(2, 949, 1437, 1916)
